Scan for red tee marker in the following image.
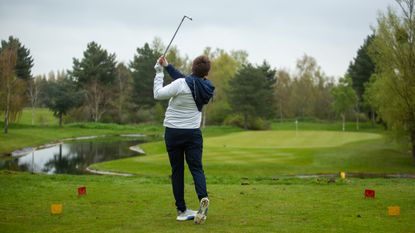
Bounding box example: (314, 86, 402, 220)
(78, 186, 87, 196)
(364, 189, 375, 198)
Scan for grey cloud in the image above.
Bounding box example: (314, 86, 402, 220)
(0, 0, 392, 77)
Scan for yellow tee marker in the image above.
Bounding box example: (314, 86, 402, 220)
(51, 204, 63, 214)
(388, 206, 400, 216)
(340, 172, 346, 179)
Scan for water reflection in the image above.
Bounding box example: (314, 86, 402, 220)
(0, 138, 144, 174)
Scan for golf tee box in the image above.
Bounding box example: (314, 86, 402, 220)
(78, 186, 87, 196)
(339, 172, 346, 179)
(387, 206, 400, 216)
(364, 189, 375, 198)
(51, 204, 63, 214)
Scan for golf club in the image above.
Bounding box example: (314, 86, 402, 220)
(163, 15, 193, 57)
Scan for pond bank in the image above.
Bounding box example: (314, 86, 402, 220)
(0, 135, 149, 175)
(3, 134, 147, 157)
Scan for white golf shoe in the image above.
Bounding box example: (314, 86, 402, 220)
(194, 197, 209, 224)
(176, 209, 197, 221)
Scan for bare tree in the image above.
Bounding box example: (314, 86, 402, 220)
(84, 80, 112, 122)
(27, 77, 39, 125)
(0, 47, 26, 133)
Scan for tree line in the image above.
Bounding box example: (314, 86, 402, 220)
(2, 41, 347, 129)
(1, 0, 414, 159)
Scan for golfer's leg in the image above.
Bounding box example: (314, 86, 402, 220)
(185, 129, 208, 200)
(165, 128, 186, 212)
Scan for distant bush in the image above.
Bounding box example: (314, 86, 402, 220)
(223, 114, 244, 128)
(249, 117, 271, 130)
(206, 102, 232, 125)
(134, 109, 155, 124)
(64, 107, 90, 123)
(224, 114, 270, 130)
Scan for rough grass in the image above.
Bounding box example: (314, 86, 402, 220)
(13, 108, 58, 126)
(0, 172, 414, 233)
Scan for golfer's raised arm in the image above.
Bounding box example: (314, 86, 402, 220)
(159, 56, 185, 80)
(165, 64, 185, 80)
(153, 62, 182, 100)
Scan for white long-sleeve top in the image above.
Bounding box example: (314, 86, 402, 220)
(153, 72, 201, 129)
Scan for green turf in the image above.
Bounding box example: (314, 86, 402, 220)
(1, 111, 415, 232)
(92, 130, 415, 179)
(11, 108, 59, 126)
(0, 172, 414, 233)
(206, 130, 382, 148)
(271, 120, 382, 132)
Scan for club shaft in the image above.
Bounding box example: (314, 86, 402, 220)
(163, 16, 187, 57)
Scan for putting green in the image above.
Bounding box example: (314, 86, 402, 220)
(205, 130, 382, 148)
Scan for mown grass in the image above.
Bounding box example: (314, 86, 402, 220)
(1, 109, 414, 232)
(92, 130, 415, 180)
(271, 120, 382, 132)
(0, 172, 414, 233)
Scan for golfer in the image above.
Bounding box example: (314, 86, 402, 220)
(154, 55, 215, 224)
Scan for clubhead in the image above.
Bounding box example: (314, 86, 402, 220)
(163, 15, 193, 56)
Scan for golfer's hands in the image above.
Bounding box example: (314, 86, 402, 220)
(158, 56, 169, 67)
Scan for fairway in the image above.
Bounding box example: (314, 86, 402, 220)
(205, 130, 382, 148)
(92, 130, 415, 178)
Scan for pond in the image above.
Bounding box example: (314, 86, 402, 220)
(0, 135, 150, 175)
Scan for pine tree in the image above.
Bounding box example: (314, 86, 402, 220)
(129, 43, 161, 110)
(228, 62, 276, 129)
(70, 41, 117, 122)
(347, 34, 376, 123)
(44, 75, 82, 127)
(347, 34, 375, 102)
(0, 36, 34, 80)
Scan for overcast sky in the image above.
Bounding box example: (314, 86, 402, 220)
(0, 0, 394, 78)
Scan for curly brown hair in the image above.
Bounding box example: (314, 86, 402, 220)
(192, 55, 211, 77)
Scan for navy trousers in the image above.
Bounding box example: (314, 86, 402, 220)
(164, 127, 208, 212)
